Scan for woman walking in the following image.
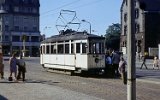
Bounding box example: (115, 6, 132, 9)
(9, 53, 18, 81)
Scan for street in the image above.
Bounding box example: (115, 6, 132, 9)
(0, 57, 160, 100)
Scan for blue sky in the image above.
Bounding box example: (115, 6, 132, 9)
(40, 0, 122, 38)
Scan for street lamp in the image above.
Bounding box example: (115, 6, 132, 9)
(81, 19, 91, 34)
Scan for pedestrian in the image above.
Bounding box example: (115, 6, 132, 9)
(140, 54, 148, 69)
(105, 51, 112, 77)
(112, 50, 120, 77)
(118, 56, 127, 84)
(0, 64, 4, 79)
(9, 53, 18, 81)
(17, 55, 26, 81)
(153, 56, 159, 69)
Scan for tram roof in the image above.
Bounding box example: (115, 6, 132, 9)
(41, 31, 105, 43)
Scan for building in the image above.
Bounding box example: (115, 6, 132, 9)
(120, 0, 160, 55)
(0, 0, 40, 56)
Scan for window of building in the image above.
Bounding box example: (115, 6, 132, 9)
(124, 25, 127, 35)
(12, 36, 20, 42)
(23, 36, 29, 42)
(135, 8, 139, 19)
(0, 25, 1, 31)
(33, 27, 37, 31)
(15, 26, 19, 31)
(14, 7, 19, 12)
(31, 36, 39, 42)
(125, 0, 128, 6)
(4, 5, 9, 10)
(135, 23, 140, 33)
(33, 8, 37, 13)
(5, 25, 9, 31)
(5, 35, 9, 41)
(24, 26, 28, 31)
(124, 13, 127, 22)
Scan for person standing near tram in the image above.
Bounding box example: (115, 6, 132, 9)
(9, 53, 18, 81)
(105, 51, 112, 77)
(111, 50, 120, 77)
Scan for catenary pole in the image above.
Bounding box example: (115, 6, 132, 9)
(127, 0, 136, 100)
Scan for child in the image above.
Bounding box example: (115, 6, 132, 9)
(153, 56, 159, 69)
(118, 57, 127, 84)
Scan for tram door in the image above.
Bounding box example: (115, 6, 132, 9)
(75, 40, 88, 69)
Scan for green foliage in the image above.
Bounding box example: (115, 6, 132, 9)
(22, 35, 26, 42)
(105, 23, 121, 50)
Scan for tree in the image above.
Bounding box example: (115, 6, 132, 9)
(22, 34, 26, 57)
(105, 23, 121, 50)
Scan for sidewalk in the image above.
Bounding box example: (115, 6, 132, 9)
(136, 59, 160, 84)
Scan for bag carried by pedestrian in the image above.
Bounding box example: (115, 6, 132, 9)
(8, 76, 13, 81)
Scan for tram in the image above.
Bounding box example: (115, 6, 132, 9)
(40, 30, 105, 75)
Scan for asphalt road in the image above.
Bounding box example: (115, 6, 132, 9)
(0, 57, 160, 100)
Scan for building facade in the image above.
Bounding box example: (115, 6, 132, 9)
(120, 0, 160, 55)
(0, 0, 40, 56)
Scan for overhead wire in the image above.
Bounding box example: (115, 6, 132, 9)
(40, 0, 105, 18)
(41, 0, 80, 16)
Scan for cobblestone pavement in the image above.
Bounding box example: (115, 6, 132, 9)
(0, 79, 102, 100)
(0, 57, 160, 100)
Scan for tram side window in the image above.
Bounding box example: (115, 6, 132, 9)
(65, 44, 69, 54)
(46, 45, 50, 54)
(40, 46, 42, 54)
(58, 44, 64, 54)
(89, 43, 102, 54)
(71, 44, 74, 54)
(82, 43, 87, 53)
(43, 45, 45, 54)
(96, 43, 100, 53)
(51, 45, 54, 54)
(101, 43, 105, 53)
(89, 43, 95, 54)
(76, 43, 80, 53)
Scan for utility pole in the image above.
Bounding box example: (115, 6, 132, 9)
(127, 0, 136, 100)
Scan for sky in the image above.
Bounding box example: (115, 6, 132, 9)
(40, 0, 123, 38)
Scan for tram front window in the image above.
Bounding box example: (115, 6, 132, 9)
(89, 42, 103, 54)
(82, 43, 87, 53)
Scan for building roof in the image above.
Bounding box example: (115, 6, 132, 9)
(0, 0, 40, 7)
(138, 0, 160, 11)
(121, 0, 160, 11)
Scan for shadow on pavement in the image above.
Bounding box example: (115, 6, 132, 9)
(24, 79, 61, 85)
(0, 95, 8, 100)
(0, 79, 61, 85)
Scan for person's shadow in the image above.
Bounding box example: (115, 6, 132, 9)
(0, 95, 8, 100)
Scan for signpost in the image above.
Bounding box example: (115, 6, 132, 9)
(127, 0, 136, 100)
